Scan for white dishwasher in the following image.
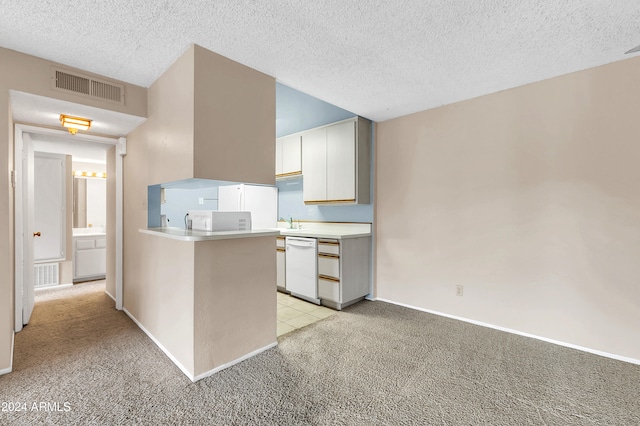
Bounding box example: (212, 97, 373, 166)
(285, 236, 320, 304)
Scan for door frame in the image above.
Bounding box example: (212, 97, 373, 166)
(14, 124, 125, 332)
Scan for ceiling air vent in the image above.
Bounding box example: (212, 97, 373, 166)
(51, 67, 125, 105)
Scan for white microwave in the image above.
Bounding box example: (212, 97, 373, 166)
(187, 210, 251, 232)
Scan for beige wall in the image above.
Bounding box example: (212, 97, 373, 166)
(0, 46, 146, 373)
(194, 237, 276, 376)
(106, 146, 116, 299)
(124, 44, 276, 379)
(193, 45, 275, 185)
(376, 57, 640, 361)
(144, 46, 196, 185)
(123, 46, 197, 371)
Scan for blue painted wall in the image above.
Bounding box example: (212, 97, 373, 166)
(147, 85, 374, 228)
(276, 83, 356, 138)
(276, 83, 374, 223)
(277, 176, 373, 223)
(161, 187, 219, 228)
(148, 185, 162, 227)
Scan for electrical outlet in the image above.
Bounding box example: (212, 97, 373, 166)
(456, 285, 463, 297)
(198, 197, 204, 205)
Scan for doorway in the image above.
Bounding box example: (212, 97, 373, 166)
(14, 123, 125, 332)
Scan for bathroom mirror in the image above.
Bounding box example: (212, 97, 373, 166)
(73, 176, 106, 229)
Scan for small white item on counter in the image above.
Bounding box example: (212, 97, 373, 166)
(187, 210, 252, 232)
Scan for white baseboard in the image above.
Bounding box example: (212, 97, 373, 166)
(122, 307, 195, 381)
(192, 342, 278, 382)
(0, 332, 15, 376)
(122, 307, 277, 382)
(105, 290, 116, 303)
(376, 298, 640, 366)
(35, 283, 73, 291)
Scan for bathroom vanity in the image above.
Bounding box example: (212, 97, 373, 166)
(73, 229, 106, 282)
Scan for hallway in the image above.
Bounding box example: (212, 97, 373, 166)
(13, 281, 125, 373)
(1, 281, 187, 424)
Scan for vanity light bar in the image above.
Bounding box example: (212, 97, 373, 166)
(73, 170, 107, 178)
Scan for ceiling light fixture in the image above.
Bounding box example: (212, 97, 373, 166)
(60, 114, 92, 135)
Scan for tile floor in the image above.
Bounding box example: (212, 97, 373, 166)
(277, 292, 337, 337)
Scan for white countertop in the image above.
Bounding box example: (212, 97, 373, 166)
(278, 229, 371, 239)
(73, 231, 106, 237)
(276, 222, 372, 239)
(139, 227, 280, 241)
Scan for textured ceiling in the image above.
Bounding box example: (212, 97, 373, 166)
(1, 1, 640, 122)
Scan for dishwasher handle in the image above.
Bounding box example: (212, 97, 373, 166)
(285, 237, 316, 248)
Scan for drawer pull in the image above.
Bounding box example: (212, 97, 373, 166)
(318, 240, 339, 245)
(319, 253, 339, 259)
(276, 248, 285, 252)
(319, 274, 340, 283)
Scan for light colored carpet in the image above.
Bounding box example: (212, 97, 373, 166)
(1, 281, 638, 425)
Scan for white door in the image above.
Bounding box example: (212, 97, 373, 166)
(33, 152, 66, 263)
(21, 133, 36, 327)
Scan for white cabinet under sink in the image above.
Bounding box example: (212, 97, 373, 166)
(73, 234, 106, 282)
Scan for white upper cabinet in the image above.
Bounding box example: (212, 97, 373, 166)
(275, 134, 302, 178)
(301, 117, 370, 205)
(301, 127, 327, 202)
(326, 120, 356, 202)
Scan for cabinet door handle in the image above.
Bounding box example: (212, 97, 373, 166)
(33, 232, 41, 237)
(319, 253, 339, 259)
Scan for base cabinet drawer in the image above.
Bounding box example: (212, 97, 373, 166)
(318, 278, 340, 302)
(318, 255, 340, 278)
(318, 240, 340, 255)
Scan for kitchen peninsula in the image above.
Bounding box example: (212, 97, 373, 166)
(140, 227, 278, 241)
(136, 227, 279, 382)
